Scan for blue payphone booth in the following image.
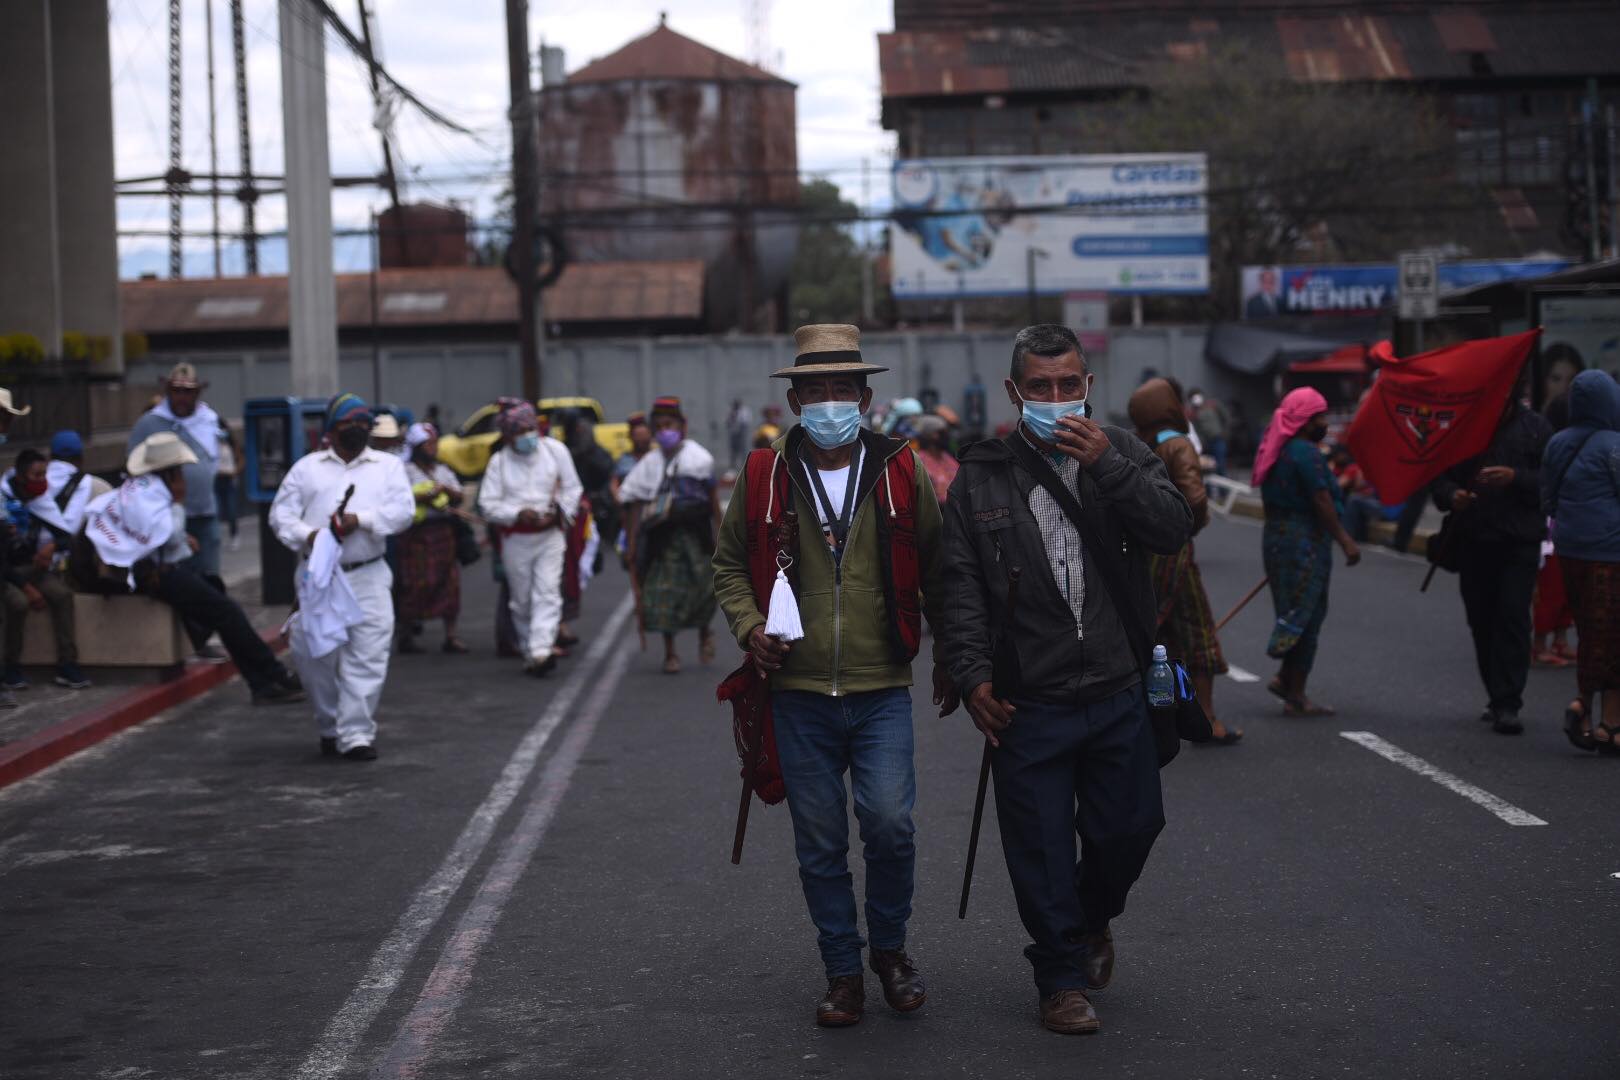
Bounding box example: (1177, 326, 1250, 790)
(244, 397, 332, 605)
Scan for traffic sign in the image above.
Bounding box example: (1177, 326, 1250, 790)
(1398, 252, 1439, 320)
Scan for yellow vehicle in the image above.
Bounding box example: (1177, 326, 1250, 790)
(436, 396, 632, 479)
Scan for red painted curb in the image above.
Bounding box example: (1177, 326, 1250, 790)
(0, 629, 288, 790)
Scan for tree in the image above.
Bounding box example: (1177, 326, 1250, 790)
(788, 180, 885, 326)
(1080, 47, 1481, 319)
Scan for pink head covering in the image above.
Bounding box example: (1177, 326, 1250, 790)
(497, 401, 538, 438)
(1251, 387, 1328, 486)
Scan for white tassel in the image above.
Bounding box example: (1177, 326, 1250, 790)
(764, 566, 805, 641)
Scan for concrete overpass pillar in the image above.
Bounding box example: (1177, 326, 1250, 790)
(51, 0, 123, 374)
(0, 0, 63, 358)
(279, 0, 339, 399)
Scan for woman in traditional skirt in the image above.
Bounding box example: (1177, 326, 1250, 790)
(617, 396, 721, 674)
(1130, 377, 1240, 744)
(398, 423, 467, 654)
(1253, 388, 1360, 716)
(1543, 370, 1620, 753)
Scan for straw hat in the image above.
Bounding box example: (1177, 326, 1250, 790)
(771, 324, 889, 379)
(0, 388, 30, 417)
(127, 432, 199, 476)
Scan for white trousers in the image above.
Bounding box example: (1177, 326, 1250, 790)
(503, 528, 566, 662)
(290, 559, 395, 751)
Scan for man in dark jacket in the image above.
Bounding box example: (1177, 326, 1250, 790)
(938, 324, 1192, 1035)
(1432, 393, 1551, 734)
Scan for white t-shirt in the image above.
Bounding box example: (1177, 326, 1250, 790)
(808, 445, 864, 540)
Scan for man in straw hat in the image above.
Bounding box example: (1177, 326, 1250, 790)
(619, 395, 721, 673)
(270, 394, 415, 760)
(937, 324, 1192, 1035)
(72, 433, 305, 705)
(712, 324, 954, 1027)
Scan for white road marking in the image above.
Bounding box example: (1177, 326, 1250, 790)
(1339, 731, 1548, 827)
(1224, 663, 1260, 683)
(291, 593, 635, 1080)
(374, 637, 636, 1078)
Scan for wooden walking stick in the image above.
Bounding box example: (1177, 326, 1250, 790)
(1214, 574, 1269, 633)
(960, 566, 1020, 920)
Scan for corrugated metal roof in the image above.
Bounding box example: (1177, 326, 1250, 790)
(881, 6, 1620, 99)
(543, 260, 705, 323)
(568, 22, 792, 86)
(120, 262, 706, 335)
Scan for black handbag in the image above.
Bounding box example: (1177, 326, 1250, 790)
(451, 516, 483, 566)
(1008, 437, 1213, 766)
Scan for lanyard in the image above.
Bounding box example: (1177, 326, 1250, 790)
(804, 443, 862, 562)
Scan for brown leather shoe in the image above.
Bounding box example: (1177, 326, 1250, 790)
(1040, 988, 1100, 1034)
(816, 974, 865, 1027)
(1080, 926, 1114, 991)
(868, 948, 926, 1012)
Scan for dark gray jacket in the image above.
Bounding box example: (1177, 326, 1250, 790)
(938, 429, 1192, 705)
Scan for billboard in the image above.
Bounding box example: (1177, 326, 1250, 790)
(1241, 260, 1572, 319)
(1538, 294, 1620, 401)
(889, 154, 1209, 299)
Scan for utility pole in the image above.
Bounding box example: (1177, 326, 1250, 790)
(167, 0, 183, 278)
(279, 0, 339, 397)
(506, 0, 542, 400)
(1585, 78, 1601, 264)
(230, 0, 259, 274)
(205, 0, 223, 276)
(860, 158, 874, 324)
(1609, 104, 1618, 259)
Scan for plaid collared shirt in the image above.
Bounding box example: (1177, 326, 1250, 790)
(1022, 433, 1085, 640)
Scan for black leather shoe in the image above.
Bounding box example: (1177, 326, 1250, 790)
(253, 682, 307, 706)
(1492, 710, 1525, 735)
(816, 974, 864, 1027)
(342, 744, 379, 761)
(319, 737, 339, 757)
(1080, 927, 1114, 991)
(869, 948, 926, 1012)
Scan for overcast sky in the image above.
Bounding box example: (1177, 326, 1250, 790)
(109, 0, 895, 278)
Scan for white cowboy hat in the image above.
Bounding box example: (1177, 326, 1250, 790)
(127, 431, 200, 476)
(371, 413, 403, 440)
(0, 388, 31, 416)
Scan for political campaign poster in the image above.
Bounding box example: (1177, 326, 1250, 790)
(1241, 260, 1571, 319)
(1537, 293, 1620, 402)
(889, 154, 1208, 298)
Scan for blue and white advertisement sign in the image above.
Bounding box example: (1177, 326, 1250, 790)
(890, 154, 1209, 298)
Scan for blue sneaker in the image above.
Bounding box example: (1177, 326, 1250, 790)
(54, 663, 91, 690)
(1, 668, 28, 691)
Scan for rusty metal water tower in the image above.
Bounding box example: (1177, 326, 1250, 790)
(537, 16, 800, 332)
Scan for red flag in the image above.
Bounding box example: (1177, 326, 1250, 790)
(1345, 329, 1540, 506)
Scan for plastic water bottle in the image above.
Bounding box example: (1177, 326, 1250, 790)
(1147, 645, 1175, 708)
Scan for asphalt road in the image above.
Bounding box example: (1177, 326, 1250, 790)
(2, 517, 1616, 1079)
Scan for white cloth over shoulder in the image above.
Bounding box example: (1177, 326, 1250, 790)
(29, 459, 92, 536)
(82, 476, 179, 568)
(295, 528, 366, 659)
(616, 440, 715, 504)
(152, 399, 222, 462)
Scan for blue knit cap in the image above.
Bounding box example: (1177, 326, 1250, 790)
(50, 430, 84, 458)
(326, 393, 373, 430)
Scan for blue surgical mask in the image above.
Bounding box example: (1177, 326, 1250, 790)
(1015, 390, 1089, 443)
(800, 401, 863, 450)
(512, 432, 540, 455)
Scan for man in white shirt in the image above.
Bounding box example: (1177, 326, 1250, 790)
(478, 401, 583, 677)
(270, 394, 415, 761)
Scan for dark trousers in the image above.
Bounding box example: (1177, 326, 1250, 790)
(1457, 541, 1538, 715)
(991, 682, 1165, 996)
(152, 564, 286, 693)
(3, 571, 77, 666)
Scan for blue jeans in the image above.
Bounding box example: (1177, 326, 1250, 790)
(1207, 436, 1228, 477)
(771, 687, 917, 978)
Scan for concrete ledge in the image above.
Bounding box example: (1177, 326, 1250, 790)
(19, 594, 187, 667)
(0, 626, 285, 790)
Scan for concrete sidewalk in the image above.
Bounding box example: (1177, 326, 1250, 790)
(0, 514, 283, 787)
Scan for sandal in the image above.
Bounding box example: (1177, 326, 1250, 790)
(1266, 677, 1287, 702)
(662, 654, 682, 675)
(1284, 698, 1336, 718)
(1197, 727, 1244, 746)
(442, 637, 469, 655)
(556, 628, 580, 647)
(1563, 701, 1596, 752)
(1533, 649, 1571, 668)
(1594, 723, 1620, 757)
